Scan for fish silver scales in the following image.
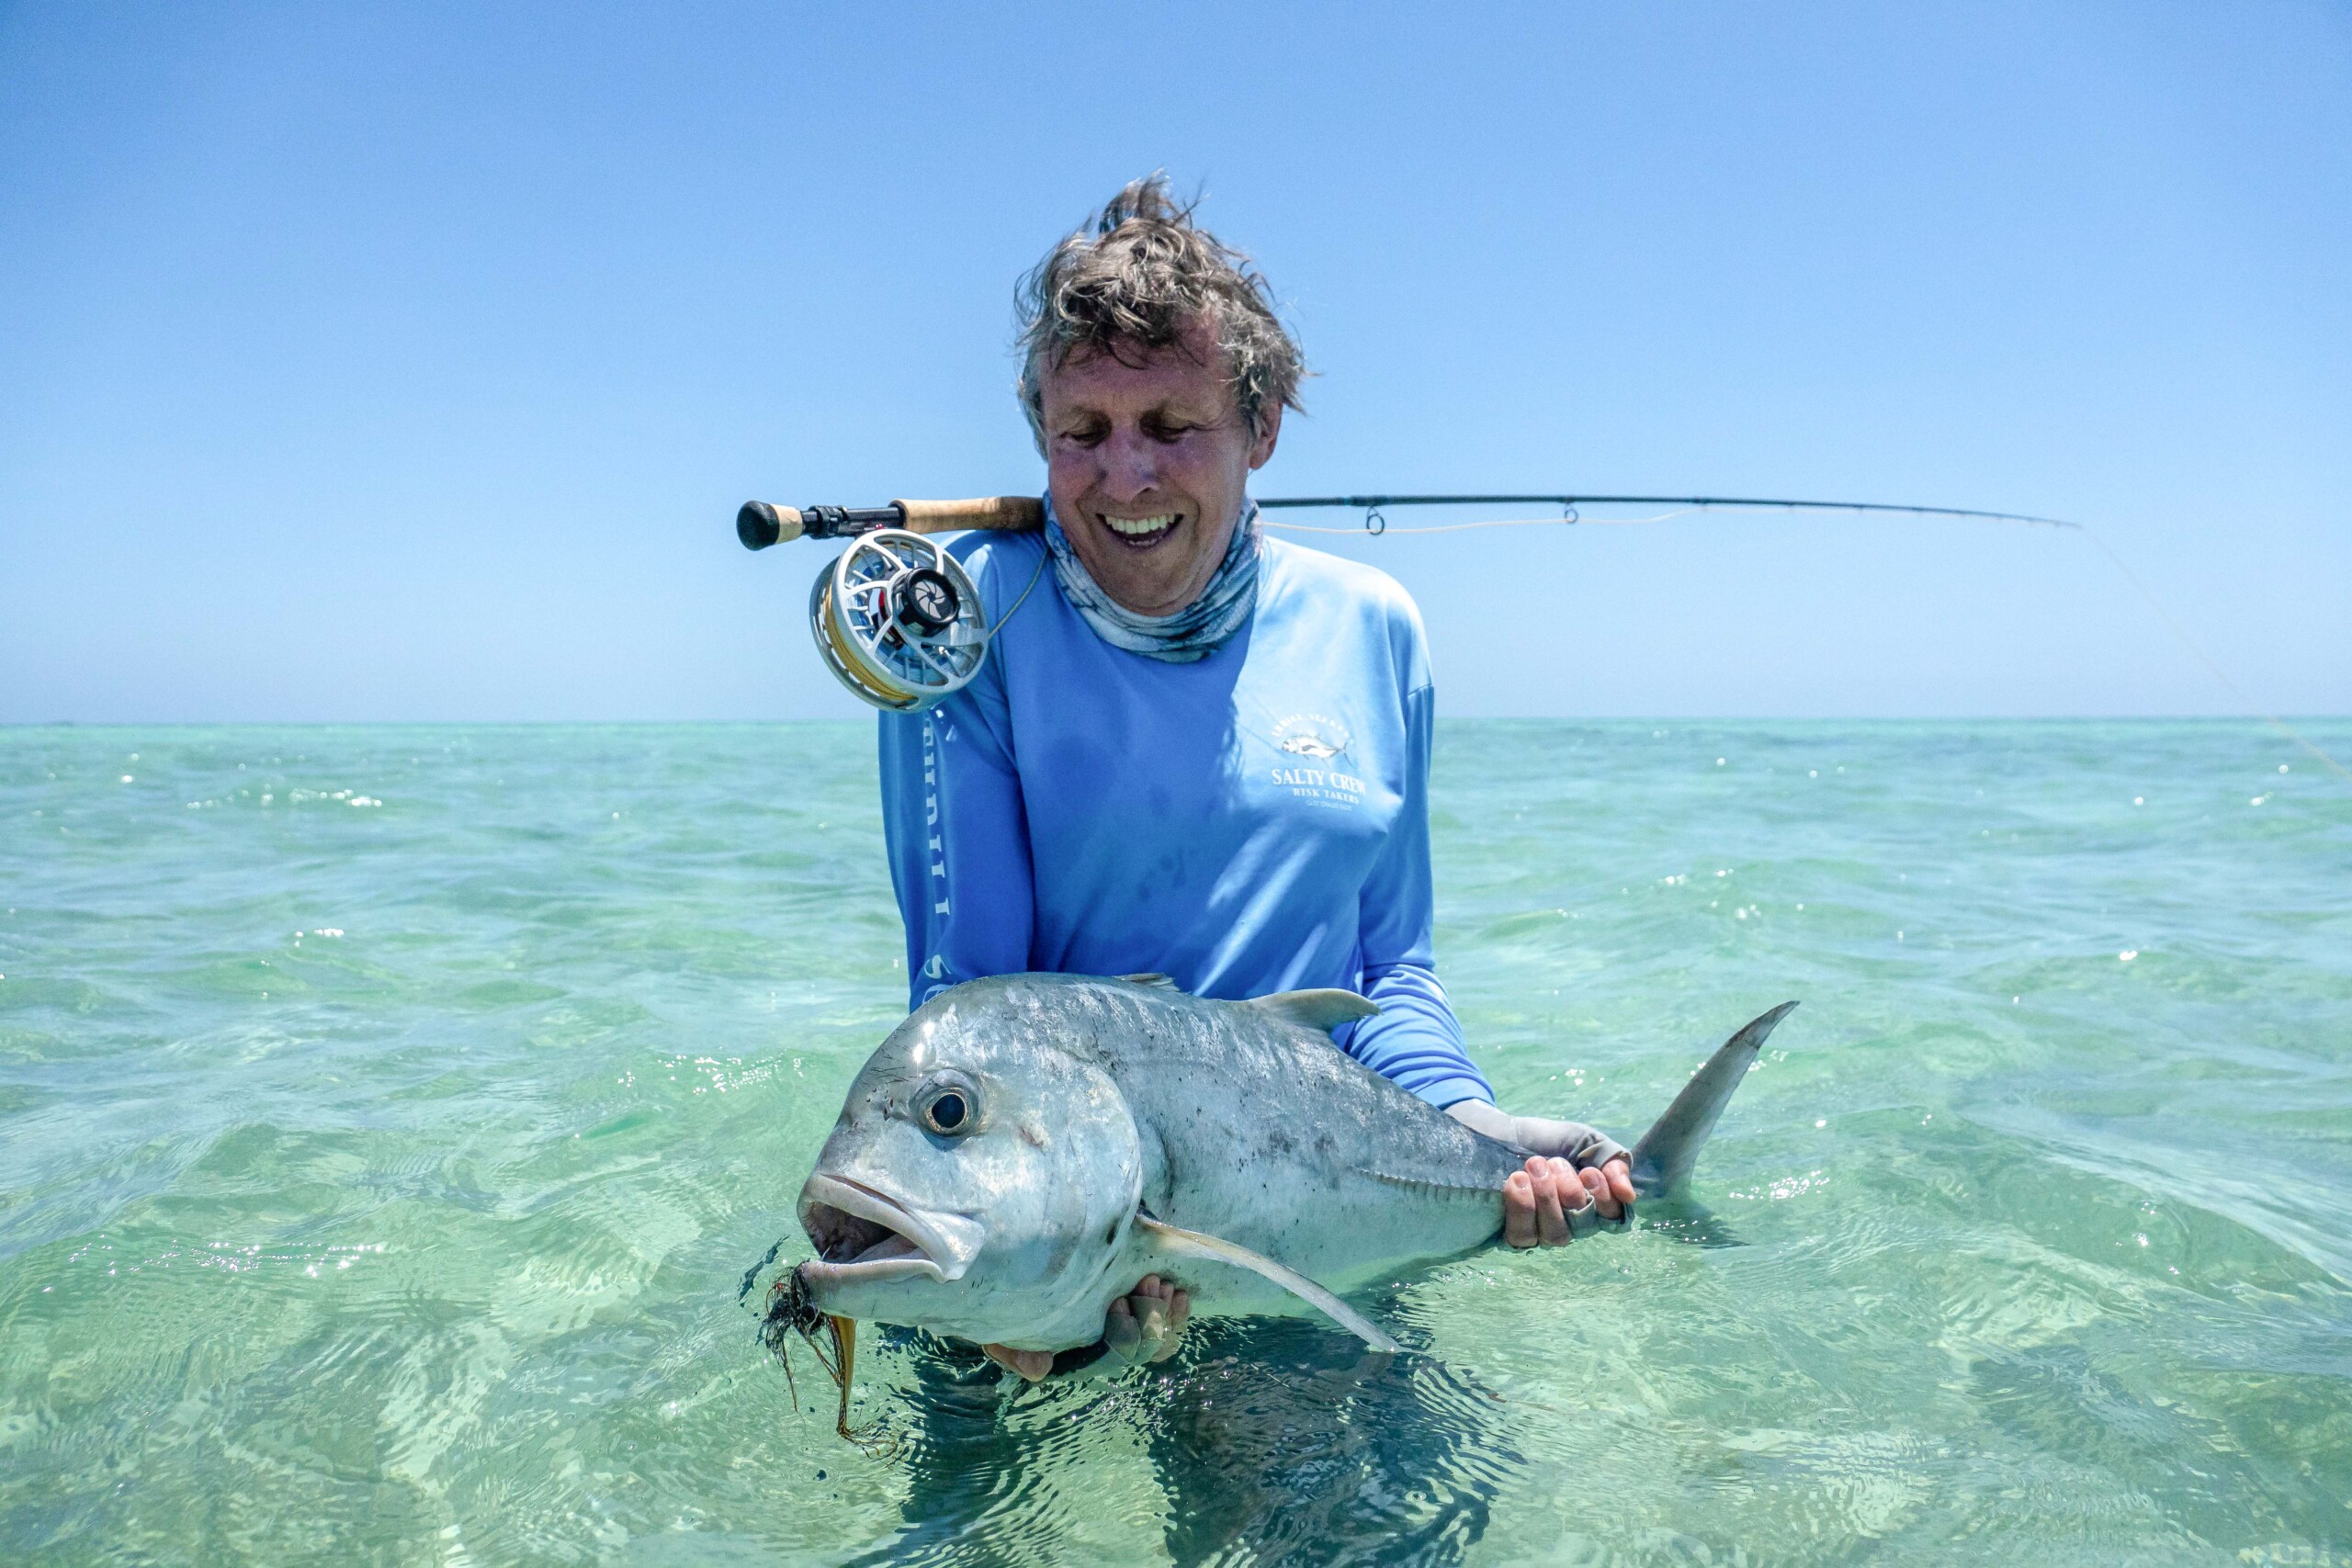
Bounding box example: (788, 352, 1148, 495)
(1063, 976, 1524, 1309)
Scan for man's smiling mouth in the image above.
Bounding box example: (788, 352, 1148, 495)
(1098, 512, 1181, 548)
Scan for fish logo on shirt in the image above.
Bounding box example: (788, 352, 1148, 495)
(1267, 714, 1364, 810)
(1272, 713, 1353, 762)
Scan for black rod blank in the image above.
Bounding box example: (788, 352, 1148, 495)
(1254, 494, 2075, 527)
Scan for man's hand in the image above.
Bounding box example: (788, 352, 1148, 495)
(1502, 1155, 1634, 1247)
(981, 1274, 1191, 1382)
(979, 1342, 1056, 1382)
(1102, 1274, 1189, 1365)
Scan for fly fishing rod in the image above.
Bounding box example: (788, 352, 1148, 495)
(736, 490, 2076, 714)
(734, 491, 2070, 548)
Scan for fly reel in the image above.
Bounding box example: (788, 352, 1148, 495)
(739, 494, 1043, 712)
(808, 530, 990, 712)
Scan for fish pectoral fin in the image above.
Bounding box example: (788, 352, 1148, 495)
(1134, 1213, 1401, 1355)
(1119, 973, 1180, 991)
(1244, 988, 1381, 1032)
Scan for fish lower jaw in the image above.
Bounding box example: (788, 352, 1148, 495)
(808, 1228, 938, 1280)
(797, 1250, 944, 1288)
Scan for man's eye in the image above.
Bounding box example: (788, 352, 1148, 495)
(1143, 421, 1194, 444)
(1057, 425, 1107, 448)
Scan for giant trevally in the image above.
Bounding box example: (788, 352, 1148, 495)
(792, 975, 1796, 1357)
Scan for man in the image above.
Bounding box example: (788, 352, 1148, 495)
(879, 177, 1634, 1381)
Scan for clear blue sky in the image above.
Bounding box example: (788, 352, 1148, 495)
(3, 3, 2346, 721)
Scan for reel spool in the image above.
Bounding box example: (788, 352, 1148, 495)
(808, 529, 990, 712)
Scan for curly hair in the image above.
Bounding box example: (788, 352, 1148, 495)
(1015, 175, 1306, 449)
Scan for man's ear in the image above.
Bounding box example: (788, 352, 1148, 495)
(1247, 401, 1283, 469)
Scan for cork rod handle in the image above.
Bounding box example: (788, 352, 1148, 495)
(891, 497, 1045, 534)
(737, 496, 1045, 549)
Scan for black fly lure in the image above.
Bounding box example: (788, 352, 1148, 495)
(756, 1253, 897, 1457)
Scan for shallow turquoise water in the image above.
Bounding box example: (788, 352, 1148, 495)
(2, 720, 2347, 1566)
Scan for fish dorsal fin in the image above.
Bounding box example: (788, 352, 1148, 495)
(1120, 973, 1179, 991)
(1629, 1000, 1800, 1198)
(1245, 988, 1380, 1032)
(1134, 1214, 1400, 1355)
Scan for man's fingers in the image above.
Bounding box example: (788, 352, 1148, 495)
(1106, 1280, 1192, 1367)
(1503, 1169, 1539, 1247)
(984, 1343, 1054, 1382)
(1103, 1298, 1144, 1361)
(1146, 1288, 1190, 1363)
(1548, 1156, 1595, 1241)
(1507, 1156, 1638, 1247)
(1580, 1164, 1620, 1220)
(1050, 1276, 1202, 1375)
(1532, 1156, 1571, 1246)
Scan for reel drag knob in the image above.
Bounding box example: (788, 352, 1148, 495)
(892, 568, 961, 636)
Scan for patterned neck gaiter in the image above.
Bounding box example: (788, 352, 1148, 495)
(1041, 496, 1262, 663)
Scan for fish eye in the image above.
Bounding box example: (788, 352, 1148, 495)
(915, 1074, 980, 1138)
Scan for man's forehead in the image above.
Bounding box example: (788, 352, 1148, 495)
(1045, 328, 1231, 415)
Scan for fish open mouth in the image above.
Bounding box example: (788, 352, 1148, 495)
(797, 1174, 979, 1285)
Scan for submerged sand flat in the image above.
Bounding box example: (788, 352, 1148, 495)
(2, 719, 2346, 1565)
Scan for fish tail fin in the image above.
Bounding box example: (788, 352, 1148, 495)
(1628, 1001, 1799, 1199)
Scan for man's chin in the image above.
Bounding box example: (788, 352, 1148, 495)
(1069, 543, 1208, 613)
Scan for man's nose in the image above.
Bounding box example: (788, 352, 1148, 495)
(1094, 426, 1161, 501)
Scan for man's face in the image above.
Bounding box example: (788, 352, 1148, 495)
(1039, 316, 1282, 618)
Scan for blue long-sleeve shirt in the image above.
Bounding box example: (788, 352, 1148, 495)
(877, 525, 1494, 1110)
